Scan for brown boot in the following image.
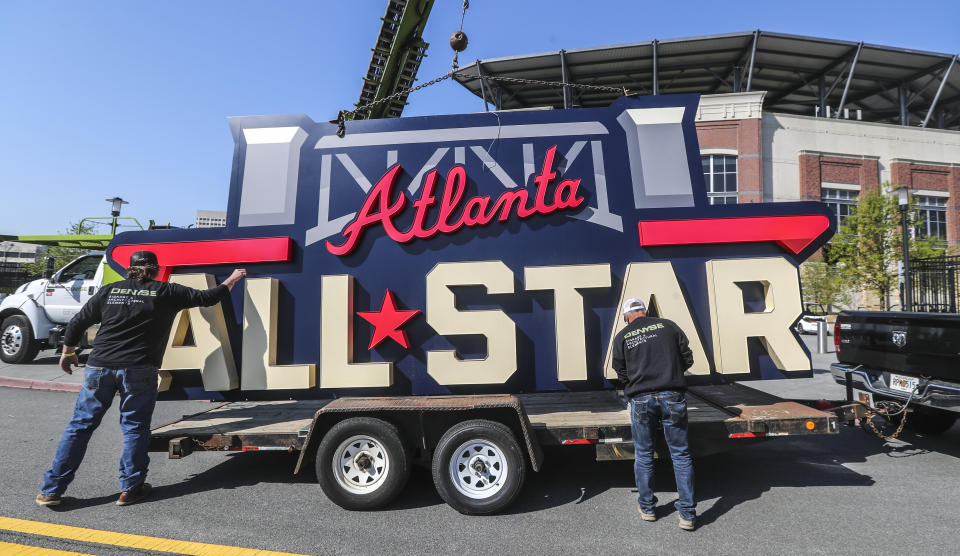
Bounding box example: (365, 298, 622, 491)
(35, 493, 61, 506)
(116, 482, 152, 506)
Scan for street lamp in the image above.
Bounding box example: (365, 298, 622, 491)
(105, 197, 128, 235)
(897, 187, 911, 312)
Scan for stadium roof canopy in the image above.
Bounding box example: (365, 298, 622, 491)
(452, 31, 960, 130)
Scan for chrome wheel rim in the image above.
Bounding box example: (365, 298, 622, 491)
(1, 325, 22, 357)
(332, 435, 390, 494)
(448, 439, 508, 500)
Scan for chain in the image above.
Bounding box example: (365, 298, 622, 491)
(463, 73, 629, 95)
(335, 73, 454, 136)
(334, 70, 630, 137)
(863, 402, 909, 440)
(860, 381, 926, 440)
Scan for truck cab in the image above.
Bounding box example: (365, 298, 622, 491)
(0, 253, 105, 363)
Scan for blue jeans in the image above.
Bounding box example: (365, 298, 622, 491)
(630, 390, 696, 520)
(41, 365, 159, 497)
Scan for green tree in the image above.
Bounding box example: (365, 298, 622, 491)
(799, 261, 850, 312)
(827, 186, 945, 310)
(21, 220, 96, 278)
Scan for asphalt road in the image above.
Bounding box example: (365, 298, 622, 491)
(2, 387, 960, 554)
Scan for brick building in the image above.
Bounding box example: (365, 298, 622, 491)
(452, 31, 960, 250)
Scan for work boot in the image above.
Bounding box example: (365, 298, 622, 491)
(35, 493, 61, 507)
(638, 507, 657, 521)
(116, 482, 152, 506)
(679, 516, 696, 531)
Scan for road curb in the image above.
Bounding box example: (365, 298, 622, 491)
(0, 376, 81, 393)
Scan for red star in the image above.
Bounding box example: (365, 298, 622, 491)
(357, 290, 421, 349)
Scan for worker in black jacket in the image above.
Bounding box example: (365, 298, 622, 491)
(36, 251, 246, 507)
(611, 298, 696, 531)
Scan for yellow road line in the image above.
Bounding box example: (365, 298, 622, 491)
(0, 517, 310, 556)
(0, 540, 94, 555)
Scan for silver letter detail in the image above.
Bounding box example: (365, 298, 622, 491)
(238, 127, 308, 227)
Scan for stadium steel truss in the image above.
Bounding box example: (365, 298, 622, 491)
(452, 31, 960, 130)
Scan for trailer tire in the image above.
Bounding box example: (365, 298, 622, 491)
(431, 419, 525, 515)
(907, 408, 958, 435)
(1, 315, 39, 364)
(315, 417, 410, 511)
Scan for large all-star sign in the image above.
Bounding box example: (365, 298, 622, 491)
(107, 96, 834, 400)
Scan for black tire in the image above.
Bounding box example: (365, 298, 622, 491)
(908, 408, 958, 435)
(431, 419, 526, 515)
(315, 417, 410, 510)
(0, 315, 40, 364)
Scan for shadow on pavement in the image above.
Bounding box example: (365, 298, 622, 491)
(47, 423, 959, 515)
(505, 427, 893, 522)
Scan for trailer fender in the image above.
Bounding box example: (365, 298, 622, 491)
(294, 394, 543, 475)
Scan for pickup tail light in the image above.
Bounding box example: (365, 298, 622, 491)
(834, 321, 841, 353)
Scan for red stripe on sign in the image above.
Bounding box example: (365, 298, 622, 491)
(637, 215, 830, 255)
(111, 238, 292, 281)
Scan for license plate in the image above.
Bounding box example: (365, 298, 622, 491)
(889, 374, 919, 394)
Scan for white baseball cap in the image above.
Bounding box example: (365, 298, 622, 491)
(622, 298, 646, 315)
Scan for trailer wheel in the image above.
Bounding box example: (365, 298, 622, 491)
(315, 417, 410, 510)
(1, 315, 39, 364)
(431, 419, 525, 515)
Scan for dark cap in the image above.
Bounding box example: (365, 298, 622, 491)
(129, 250, 159, 267)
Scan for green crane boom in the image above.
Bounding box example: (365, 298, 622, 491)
(354, 0, 436, 119)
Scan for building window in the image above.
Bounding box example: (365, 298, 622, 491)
(701, 154, 737, 204)
(915, 195, 947, 240)
(821, 188, 858, 224)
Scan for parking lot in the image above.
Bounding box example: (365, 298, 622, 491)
(0, 337, 958, 555)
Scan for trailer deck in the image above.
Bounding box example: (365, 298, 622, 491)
(151, 383, 838, 460)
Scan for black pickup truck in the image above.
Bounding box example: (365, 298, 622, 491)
(831, 311, 960, 434)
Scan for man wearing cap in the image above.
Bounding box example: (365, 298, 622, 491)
(36, 251, 247, 507)
(612, 297, 696, 530)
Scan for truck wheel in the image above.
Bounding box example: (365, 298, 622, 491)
(431, 419, 526, 515)
(908, 408, 958, 435)
(0, 315, 39, 364)
(315, 417, 410, 510)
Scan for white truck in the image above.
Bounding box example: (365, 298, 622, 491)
(0, 253, 105, 363)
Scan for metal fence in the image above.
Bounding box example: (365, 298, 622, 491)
(909, 255, 959, 313)
(0, 262, 37, 291)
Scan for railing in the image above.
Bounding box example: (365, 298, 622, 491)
(0, 262, 37, 291)
(909, 255, 959, 313)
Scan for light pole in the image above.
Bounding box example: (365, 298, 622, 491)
(105, 197, 128, 235)
(897, 187, 911, 312)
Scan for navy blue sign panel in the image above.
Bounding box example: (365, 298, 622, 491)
(108, 95, 835, 401)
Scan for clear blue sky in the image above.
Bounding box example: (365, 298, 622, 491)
(2, 0, 958, 235)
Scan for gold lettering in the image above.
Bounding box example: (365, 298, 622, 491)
(705, 257, 809, 374)
(426, 261, 517, 385)
(159, 273, 237, 392)
(241, 277, 316, 389)
(604, 262, 710, 378)
(319, 274, 393, 388)
(524, 264, 610, 381)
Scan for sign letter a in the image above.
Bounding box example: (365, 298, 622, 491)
(604, 262, 710, 378)
(160, 274, 238, 392)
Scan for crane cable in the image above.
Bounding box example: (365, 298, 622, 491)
(451, 0, 469, 71)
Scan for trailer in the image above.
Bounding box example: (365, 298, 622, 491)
(104, 93, 846, 514)
(150, 384, 847, 514)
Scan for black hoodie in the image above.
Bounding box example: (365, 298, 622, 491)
(611, 316, 694, 397)
(64, 278, 228, 368)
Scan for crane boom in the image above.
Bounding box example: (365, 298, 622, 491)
(355, 0, 435, 119)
